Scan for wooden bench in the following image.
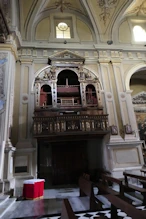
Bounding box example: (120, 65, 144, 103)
(79, 175, 101, 210)
(94, 174, 134, 205)
(102, 174, 124, 195)
(104, 194, 146, 219)
(123, 171, 146, 204)
(95, 174, 123, 196)
(61, 199, 76, 219)
(61, 199, 106, 219)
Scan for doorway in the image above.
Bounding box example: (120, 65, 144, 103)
(37, 140, 88, 187)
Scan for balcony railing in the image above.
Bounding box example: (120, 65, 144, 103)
(33, 114, 109, 137)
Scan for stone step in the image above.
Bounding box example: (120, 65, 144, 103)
(0, 198, 16, 218)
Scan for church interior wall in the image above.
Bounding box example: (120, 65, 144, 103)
(76, 19, 93, 42)
(35, 17, 51, 41)
(119, 20, 131, 44)
(1, 0, 146, 194)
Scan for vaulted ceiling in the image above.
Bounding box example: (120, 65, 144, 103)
(1, 0, 146, 45)
(18, 0, 133, 41)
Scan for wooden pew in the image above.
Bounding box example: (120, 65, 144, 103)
(95, 174, 122, 196)
(79, 175, 101, 210)
(61, 199, 106, 219)
(101, 174, 124, 196)
(104, 194, 146, 219)
(123, 171, 146, 204)
(61, 199, 76, 219)
(94, 174, 134, 205)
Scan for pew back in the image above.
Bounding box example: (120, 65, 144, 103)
(104, 194, 146, 219)
(61, 199, 76, 219)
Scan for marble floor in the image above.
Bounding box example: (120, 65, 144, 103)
(1, 186, 146, 219)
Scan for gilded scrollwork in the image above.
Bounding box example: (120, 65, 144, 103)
(78, 66, 85, 80)
(50, 66, 56, 80)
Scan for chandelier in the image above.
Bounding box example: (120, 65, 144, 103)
(97, 0, 118, 25)
(58, 22, 68, 31)
(55, 0, 71, 13)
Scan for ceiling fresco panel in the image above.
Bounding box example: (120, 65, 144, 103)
(87, 0, 128, 34)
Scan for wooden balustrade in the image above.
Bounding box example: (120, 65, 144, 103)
(33, 114, 109, 137)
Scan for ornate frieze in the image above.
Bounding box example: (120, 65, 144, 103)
(33, 114, 109, 136)
(35, 66, 57, 82)
(48, 50, 85, 67)
(132, 91, 146, 104)
(18, 48, 146, 63)
(35, 65, 99, 84)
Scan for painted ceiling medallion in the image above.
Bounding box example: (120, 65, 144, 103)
(55, 0, 71, 13)
(97, 0, 118, 25)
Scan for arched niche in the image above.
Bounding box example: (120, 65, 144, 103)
(129, 68, 146, 142)
(57, 69, 81, 106)
(86, 84, 98, 106)
(125, 63, 146, 91)
(40, 84, 52, 107)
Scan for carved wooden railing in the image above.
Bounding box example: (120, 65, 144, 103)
(33, 114, 109, 136)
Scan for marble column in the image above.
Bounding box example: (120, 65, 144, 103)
(98, 61, 123, 142)
(112, 61, 139, 141)
(80, 82, 86, 107)
(52, 81, 57, 108)
(18, 59, 33, 140)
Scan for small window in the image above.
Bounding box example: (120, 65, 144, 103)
(56, 22, 71, 39)
(133, 25, 146, 42)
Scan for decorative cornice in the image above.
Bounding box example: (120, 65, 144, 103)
(0, 43, 18, 59)
(49, 49, 85, 61)
(19, 59, 33, 64)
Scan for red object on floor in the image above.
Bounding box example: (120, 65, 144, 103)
(23, 179, 45, 199)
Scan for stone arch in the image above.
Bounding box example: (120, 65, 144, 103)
(56, 67, 79, 79)
(85, 84, 98, 106)
(32, 65, 103, 93)
(125, 63, 146, 91)
(31, 65, 51, 92)
(40, 84, 52, 106)
(57, 69, 79, 85)
(27, 10, 97, 42)
(112, 0, 133, 44)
